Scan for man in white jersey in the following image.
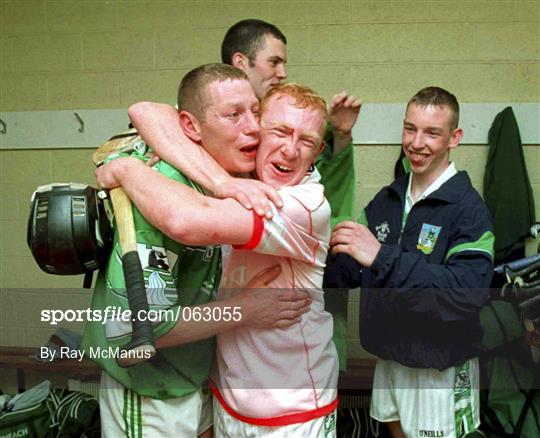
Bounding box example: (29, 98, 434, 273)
(98, 82, 339, 437)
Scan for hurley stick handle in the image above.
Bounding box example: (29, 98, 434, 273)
(109, 188, 137, 253)
(109, 187, 156, 367)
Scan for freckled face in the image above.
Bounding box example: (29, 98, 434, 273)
(256, 95, 325, 188)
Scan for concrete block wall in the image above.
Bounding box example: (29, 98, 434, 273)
(1, 1, 539, 357)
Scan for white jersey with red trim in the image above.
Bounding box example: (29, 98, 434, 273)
(213, 171, 339, 425)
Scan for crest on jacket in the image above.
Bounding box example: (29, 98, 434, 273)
(416, 223, 441, 255)
(375, 221, 390, 242)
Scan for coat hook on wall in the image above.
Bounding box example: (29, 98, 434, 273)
(74, 112, 84, 133)
(0, 118, 6, 134)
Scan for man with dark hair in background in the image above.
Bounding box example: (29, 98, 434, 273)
(221, 19, 288, 102)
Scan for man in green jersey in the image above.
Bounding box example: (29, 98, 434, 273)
(82, 64, 311, 438)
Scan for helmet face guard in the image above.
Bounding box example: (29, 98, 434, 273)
(27, 183, 113, 276)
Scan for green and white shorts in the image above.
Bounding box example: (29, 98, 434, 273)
(99, 372, 213, 437)
(370, 358, 480, 438)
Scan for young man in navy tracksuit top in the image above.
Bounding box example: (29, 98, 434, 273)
(327, 87, 494, 438)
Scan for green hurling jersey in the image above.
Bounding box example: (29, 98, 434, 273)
(81, 157, 221, 400)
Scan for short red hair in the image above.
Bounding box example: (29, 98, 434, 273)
(260, 82, 328, 122)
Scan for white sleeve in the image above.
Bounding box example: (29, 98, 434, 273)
(234, 183, 330, 263)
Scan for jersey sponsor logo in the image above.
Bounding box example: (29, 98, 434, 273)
(139, 244, 178, 306)
(375, 221, 390, 242)
(110, 245, 178, 301)
(416, 223, 442, 255)
(419, 430, 444, 437)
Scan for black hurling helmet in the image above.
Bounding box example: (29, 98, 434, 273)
(27, 183, 113, 285)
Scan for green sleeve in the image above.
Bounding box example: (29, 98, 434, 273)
(358, 208, 368, 226)
(317, 126, 356, 230)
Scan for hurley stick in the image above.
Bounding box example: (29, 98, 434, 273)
(93, 130, 156, 367)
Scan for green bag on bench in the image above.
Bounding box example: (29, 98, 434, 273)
(0, 381, 99, 437)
